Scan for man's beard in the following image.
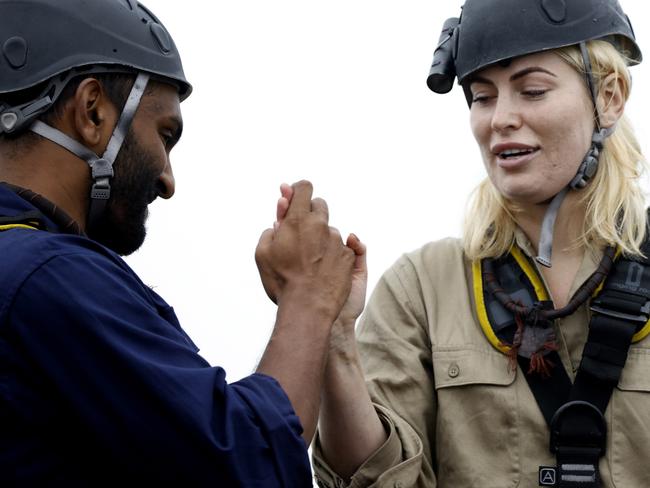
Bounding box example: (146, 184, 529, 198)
(87, 130, 160, 256)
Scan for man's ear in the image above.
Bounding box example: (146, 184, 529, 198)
(70, 78, 118, 153)
(597, 72, 626, 129)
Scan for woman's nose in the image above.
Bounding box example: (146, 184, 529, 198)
(490, 95, 522, 133)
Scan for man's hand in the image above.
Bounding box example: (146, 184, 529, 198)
(267, 182, 368, 330)
(255, 180, 357, 443)
(255, 180, 355, 321)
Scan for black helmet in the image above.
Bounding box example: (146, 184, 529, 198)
(427, 0, 641, 95)
(0, 0, 192, 134)
(0, 0, 192, 235)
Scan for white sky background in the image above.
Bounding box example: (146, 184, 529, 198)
(127, 1, 650, 383)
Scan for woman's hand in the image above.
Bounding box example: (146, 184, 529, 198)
(333, 233, 367, 327)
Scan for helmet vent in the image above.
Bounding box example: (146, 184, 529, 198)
(541, 0, 567, 23)
(116, 0, 135, 11)
(3, 36, 28, 69)
(150, 24, 171, 54)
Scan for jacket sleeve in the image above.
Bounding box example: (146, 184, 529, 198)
(312, 254, 437, 487)
(5, 251, 311, 486)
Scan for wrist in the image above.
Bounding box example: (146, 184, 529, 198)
(329, 320, 358, 361)
(278, 282, 343, 322)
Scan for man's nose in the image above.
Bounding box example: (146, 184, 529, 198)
(156, 161, 175, 199)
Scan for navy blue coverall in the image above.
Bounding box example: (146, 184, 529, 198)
(0, 184, 312, 487)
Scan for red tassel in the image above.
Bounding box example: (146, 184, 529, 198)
(527, 340, 558, 378)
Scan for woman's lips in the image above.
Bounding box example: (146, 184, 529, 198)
(490, 143, 541, 170)
(496, 148, 540, 169)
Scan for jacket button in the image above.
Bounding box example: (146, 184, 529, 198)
(394, 482, 404, 488)
(448, 363, 460, 378)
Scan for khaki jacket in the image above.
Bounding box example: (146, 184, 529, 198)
(313, 237, 650, 487)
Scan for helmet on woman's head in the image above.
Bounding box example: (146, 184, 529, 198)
(427, 0, 641, 98)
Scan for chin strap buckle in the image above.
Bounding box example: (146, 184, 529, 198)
(569, 127, 613, 190)
(90, 158, 114, 200)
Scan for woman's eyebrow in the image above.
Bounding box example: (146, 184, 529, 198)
(470, 66, 558, 87)
(509, 66, 557, 81)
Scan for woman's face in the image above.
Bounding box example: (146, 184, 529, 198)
(469, 51, 595, 205)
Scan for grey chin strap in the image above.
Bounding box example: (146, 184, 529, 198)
(535, 187, 569, 268)
(29, 72, 150, 230)
(534, 42, 615, 268)
(536, 126, 615, 268)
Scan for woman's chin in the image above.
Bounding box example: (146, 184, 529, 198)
(494, 177, 564, 206)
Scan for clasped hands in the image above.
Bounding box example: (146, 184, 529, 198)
(255, 180, 367, 328)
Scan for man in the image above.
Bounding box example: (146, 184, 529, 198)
(0, 0, 354, 485)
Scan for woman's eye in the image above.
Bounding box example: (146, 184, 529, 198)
(472, 94, 491, 104)
(522, 89, 547, 98)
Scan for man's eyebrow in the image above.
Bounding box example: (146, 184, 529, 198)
(469, 66, 558, 87)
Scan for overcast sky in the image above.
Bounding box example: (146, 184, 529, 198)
(126, 1, 650, 382)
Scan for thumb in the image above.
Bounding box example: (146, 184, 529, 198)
(347, 233, 367, 273)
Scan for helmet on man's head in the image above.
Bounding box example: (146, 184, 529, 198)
(0, 0, 192, 233)
(427, 0, 641, 97)
(0, 0, 192, 135)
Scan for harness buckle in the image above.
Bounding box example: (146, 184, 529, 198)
(548, 401, 606, 487)
(590, 300, 650, 324)
(550, 401, 606, 455)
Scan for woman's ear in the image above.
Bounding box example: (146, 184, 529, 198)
(71, 78, 118, 152)
(597, 72, 625, 129)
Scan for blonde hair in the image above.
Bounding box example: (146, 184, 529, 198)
(462, 40, 648, 260)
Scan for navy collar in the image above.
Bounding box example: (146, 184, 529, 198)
(0, 182, 84, 236)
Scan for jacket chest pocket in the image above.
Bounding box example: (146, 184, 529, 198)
(432, 348, 519, 488)
(609, 348, 650, 487)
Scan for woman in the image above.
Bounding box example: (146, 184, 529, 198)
(312, 0, 649, 486)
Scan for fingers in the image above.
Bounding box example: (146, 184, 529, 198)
(311, 197, 329, 222)
(276, 197, 290, 223)
(276, 182, 295, 223)
(346, 233, 367, 274)
(285, 180, 313, 217)
(346, 233, 366, 256)
(280, 182, 293, 201)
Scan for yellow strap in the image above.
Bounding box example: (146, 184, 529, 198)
(474, 246, 649, 353)
(0, 223, 39, 232)
(510, 246, 550, 301)
(473, 246, 550, 354)
(472, 259, 511, 354)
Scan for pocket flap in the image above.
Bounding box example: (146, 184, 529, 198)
(432, 348, 516, 389)
(617, 348, 650, 392)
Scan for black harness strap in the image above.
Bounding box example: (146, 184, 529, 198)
(518, 351, 571, 426)
(522, 242, 650, 487)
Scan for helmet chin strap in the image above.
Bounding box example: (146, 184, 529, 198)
(29, 73, 150, 233)
(534, 43, 615, 268)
